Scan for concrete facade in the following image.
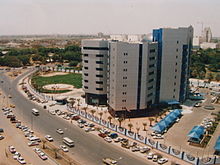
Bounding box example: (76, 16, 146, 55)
(108, 41, 157, 115)
(153, 26, 193, 103)
(81, 39, 109, 105)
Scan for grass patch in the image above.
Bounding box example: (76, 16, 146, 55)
(31, 73, 82, 93)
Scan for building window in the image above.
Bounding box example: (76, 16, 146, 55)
(124, 53, 128, 56)
(84, 67, 88, 70)
(176, 62, 177, 66)
(122, 100, 126, 102)
(96, 81, 103, 84)
(149, 71, 154, 75)
(84, 86, 88, 89)
(96, 54, 104, 57)
(148, 79, 154, 83)
(123, 84, 127, 87)
(84, 60, 88, 63)
(174, 76, 177, 79)
(84, 73, 88, 76)
(96, 88, 103, 91)
(123, 61, 128, 64)
(175, 69, 177, 72)
(150, 49, 156, 53)
(96, 61, 103, 64)
(174, 89, 176, 92)
(123, 69, 127, 72)
(123, 77, 127, 80)
(96, 75, 103, 78)
(147, 93, 153, 97)
(84, 80, 88, 83)
(83, 47, 108, 50)
(149, 64, 154, 68)
(177, 41, 179, 44)
(122, 92, 127, 95)
(176, 56, 178, 59)
(148, 86, 153, 90)
(173, 95, 175, 98)
(149, 57, 155, 60)
(84, 54, 88, 57)
(96, 68, 103, 71)
(176, 49, 178, 52)
(174, 82, 176, 86)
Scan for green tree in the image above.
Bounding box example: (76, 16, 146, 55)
(215, 74, 220, 82)
(18, 55, 30, 66)
(69, 61, 78, 67)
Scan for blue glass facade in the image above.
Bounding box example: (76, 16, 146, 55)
(179, 45, 188, 102)
(153, 29, 163, 104)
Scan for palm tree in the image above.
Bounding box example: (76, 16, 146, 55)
(42, 139, 47, 149)
(90, 109, 96, 116)
(149, 118, 154, 126)
(128, 123, 133, 132)
(118, 118, 124, 127)
(108, 116, 112, 123)
(52, 148, 59, 159)
(82, 107, 88, 113)
(69, 98, 75, 108)
(77, 98, 80, 110)
(136, 127, 140, 134)
(143, 122, 147, 131)
(155, 115, 159, 123)
(98, 112, 103, 120)
(159, 112, 163, 119)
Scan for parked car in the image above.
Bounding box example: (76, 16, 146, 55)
(28, 141, 39, 146)
(13, 152, 21, 160)
(56, 129, 64, 134)
(17, 156, 26, 164)
(158, 158, 168, 164)
(0, 136, 4, 140)
(45, 135, 53, 142)
(60, 145, 69, 152)
(104, 137, 112, 143)
(147, 152, 154, 159)
(152, 154, 158, 162)
(0, 128, 4, 133)
(39, 152, 48, 160)
(9, 145, 16, 153)
(98, 133, 107, 138)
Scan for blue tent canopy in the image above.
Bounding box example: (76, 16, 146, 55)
(166, 100, 180, 105)
(187, 126, 205, 140)
(151, 123, 166, 133)
(163, 116, 175, 126)
(172, 109, 182, 117)
(214, 136, 220, 151)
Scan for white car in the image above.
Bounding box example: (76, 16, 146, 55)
(45, 135, 53, 142)
(147, 152, 154, 159)
(157, 158, 168, 164)
(17, 156, 26, 164)
(13, 152, 21, 160)
(56, 129, 64, 134)
(84, 127, 91, 132)
(60, 145, 69, 152)
(104, 137, 112, 143)
(152, 154, 158, 162)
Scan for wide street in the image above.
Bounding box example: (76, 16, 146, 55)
(0, 69, 152, 165)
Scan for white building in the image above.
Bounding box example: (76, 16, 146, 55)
(202, 27, 212, 43)
(81, 39, 109, 105)
(200, 42, 219, 49)
(153, 26, 193, 103)
(108, 41, 158, 117)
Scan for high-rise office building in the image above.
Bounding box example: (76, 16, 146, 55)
(108, 41, 158, 117)
(153, 26, 193, 103)
(81, 39, 109, 105)
(81, 26, 193, 117)
(202, 27, 212, 43)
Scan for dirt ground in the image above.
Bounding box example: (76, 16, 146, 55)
(40, 72, 68, 77)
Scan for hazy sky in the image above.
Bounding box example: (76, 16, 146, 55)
(0, 0, 219, 36)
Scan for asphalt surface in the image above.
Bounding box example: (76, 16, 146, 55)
(0, 69, 151, 165)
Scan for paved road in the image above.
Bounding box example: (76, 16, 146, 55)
(0, 70, 151, 165)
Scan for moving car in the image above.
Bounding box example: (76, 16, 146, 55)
(56, 128, 64, 134)
(158, 158, 168, 164)
(102, 158, 118, 165)
(60, 145, 69, 152)
(45, 135, 53, 142)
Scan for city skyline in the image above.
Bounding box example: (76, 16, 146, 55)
(0, 0, 219, 36)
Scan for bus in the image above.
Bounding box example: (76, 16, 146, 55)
(32, 108, 39, 116)
(63, 137, 74, 147)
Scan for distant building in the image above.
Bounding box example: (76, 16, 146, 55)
(200, 42, 220, 49)
(153, 26, 193, 103)
(201, 27, 212, 43)
(193, 36, 202, 48)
